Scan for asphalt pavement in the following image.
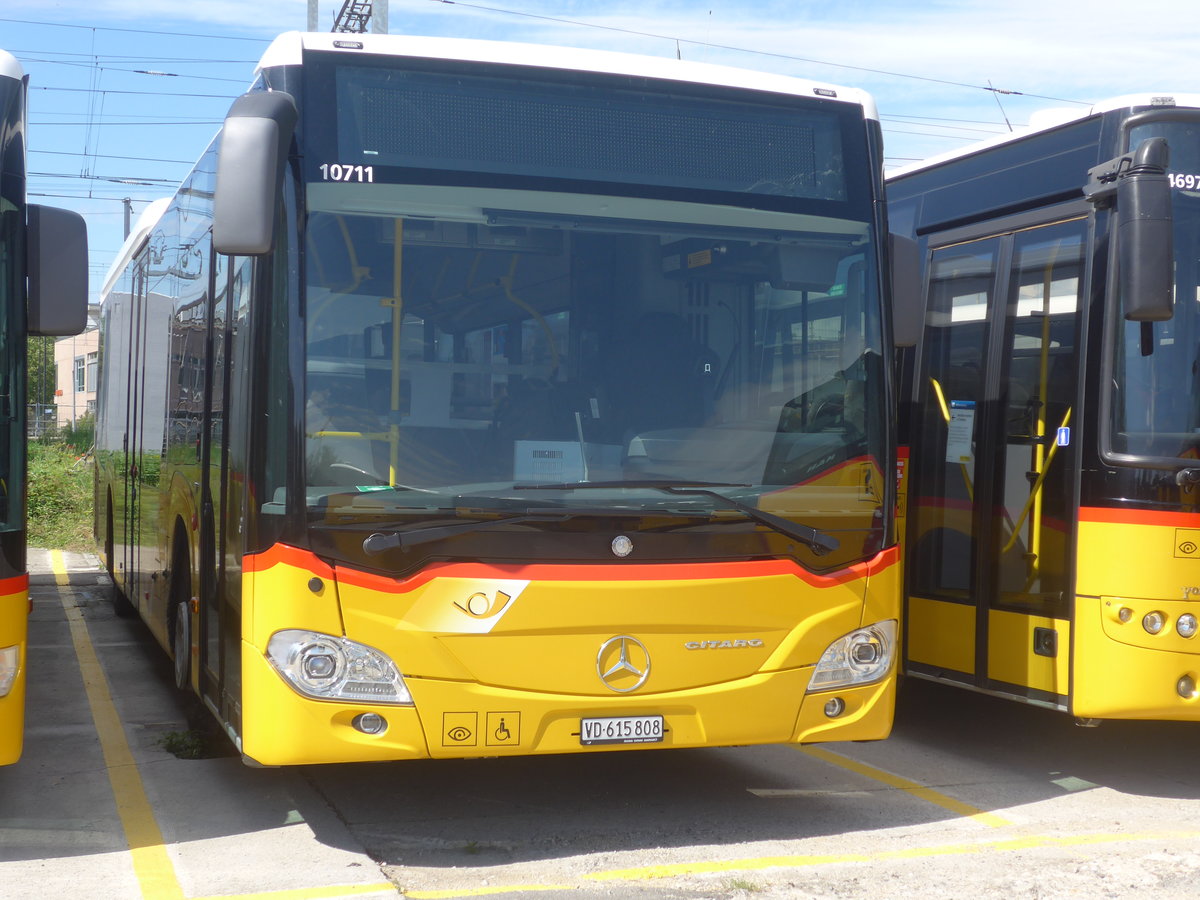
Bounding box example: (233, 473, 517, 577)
(0, 548, 399, 900)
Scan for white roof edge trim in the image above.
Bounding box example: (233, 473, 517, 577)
(101, 197, 172, 300)
(888, 92, 1200, 180)
(0, 50, 24, 83)
(255, 31, 878, 120)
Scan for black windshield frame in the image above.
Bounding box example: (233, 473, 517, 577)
(284, 47, 893, 574)
(299, 50, 875, 221)
(0, 72, 26, 537)
(1101, 107, 1200, 473)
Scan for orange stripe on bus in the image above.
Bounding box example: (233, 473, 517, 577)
(1079, 506, 1200, 528)
(247, 543, 899, 595)
(244, 544, 335, 578)
(0, 573, 29, 596)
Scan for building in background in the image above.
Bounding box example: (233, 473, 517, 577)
(52, 315, 99, 430)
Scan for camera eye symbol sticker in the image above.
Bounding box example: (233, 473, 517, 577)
(442, 712, 477, 747)
(1175, 529, 1200, 559)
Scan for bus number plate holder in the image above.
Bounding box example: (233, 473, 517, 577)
(580, 714, 664, 746)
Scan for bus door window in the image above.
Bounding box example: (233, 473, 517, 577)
(909, 239, 1000, 602)
(993, 222, 1084, 615)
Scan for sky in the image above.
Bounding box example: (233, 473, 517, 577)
(3, 0, 1199, 302)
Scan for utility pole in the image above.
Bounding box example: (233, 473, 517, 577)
(332, 0, 373, 33)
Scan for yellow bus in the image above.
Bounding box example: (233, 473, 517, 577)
(0, 49, 89, 764)
(890, 93, 1200, 722)
(95, 32, 901, 766)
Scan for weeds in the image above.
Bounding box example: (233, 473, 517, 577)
(28, 441, 93, 552)
(158, 730, 209, 760)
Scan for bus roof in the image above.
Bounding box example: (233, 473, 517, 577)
(888, 93, 1200, 180)
(0, 50, 23, 83)
(255, 31, 878, 121)
(100, 197, 171, 300)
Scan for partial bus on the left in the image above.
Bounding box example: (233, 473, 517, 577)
(0, 49, 89, 765)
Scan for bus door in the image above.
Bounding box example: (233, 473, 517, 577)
(198, 252, 250, 724)
(907, 217, 1085, 706)
(121, 257, 150, 610)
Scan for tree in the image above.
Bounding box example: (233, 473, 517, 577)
(26, 335, 56, 408)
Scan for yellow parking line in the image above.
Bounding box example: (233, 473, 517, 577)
(52, 549, 185, 900)
(190, 884, 399, 900)
(581, 829, 1200, 882)
(401, 828, 1200, 897)
(798, 745, 1013, 828)
(403, 886, 574, 899)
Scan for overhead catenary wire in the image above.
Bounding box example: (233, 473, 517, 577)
(420, 0, 1094, 107)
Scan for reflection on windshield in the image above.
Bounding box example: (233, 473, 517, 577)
(302, 197, 885, 537)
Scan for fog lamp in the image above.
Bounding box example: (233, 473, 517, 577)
(1178, 675, 1198, 700)
(1118, 607, 1133, 624)
(352, 713, 388, 735)
(1143, 611, 1166, 635)
(823, 697, 846, 718)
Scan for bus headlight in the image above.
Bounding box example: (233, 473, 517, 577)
(807, 620, 897, 691)
(266, 630, 413, 705)
(0, 645, 18, 697)
(1178, 614, 1198, 639)
(1143, 611, 1166, 635)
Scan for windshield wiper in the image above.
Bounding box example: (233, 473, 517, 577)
(662, 486, 839, 555)
(515, 479, 751, 491)
(362, 512, 570, 555)
(360, 504, 702, 555)
(515, 481, 839, 555)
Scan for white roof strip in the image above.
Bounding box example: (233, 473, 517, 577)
(255, 31, 877, 120)
(0, 50, 24, 83)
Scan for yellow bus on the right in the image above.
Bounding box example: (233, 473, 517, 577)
(888, 93, 1200, 722)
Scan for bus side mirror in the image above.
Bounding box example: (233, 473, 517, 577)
(1117, 137, 1174, 322)
(1086, 136, 1175, 322)
(27, 205, 88, 336)
(889, 233, 921, 347)
(213, 91, 298, 256)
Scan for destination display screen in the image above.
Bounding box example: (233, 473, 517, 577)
(305, 56, 864, 207)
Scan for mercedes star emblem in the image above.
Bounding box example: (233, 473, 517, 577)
(596, 635, 650, 692)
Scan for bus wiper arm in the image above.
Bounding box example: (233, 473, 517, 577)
(661, 486, 840, 555)
(514, 479, 751, 491)
(363, 512, 569, 555)
(512, 480, 839, 555)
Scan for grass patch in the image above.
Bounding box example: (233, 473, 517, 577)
(158, 729, 210, 760)
(28, 441, 93, 552)
(726, 879, 762, 894)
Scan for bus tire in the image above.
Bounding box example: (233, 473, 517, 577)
(169, 531, 191, 691)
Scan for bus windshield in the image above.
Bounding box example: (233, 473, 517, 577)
(1111, 118, 1200, 462)
(302, 187, 886, 554)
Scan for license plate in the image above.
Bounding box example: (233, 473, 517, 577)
(580, 715, 664, 746)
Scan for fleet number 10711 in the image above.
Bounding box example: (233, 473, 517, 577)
(319, 163, 374, 183)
